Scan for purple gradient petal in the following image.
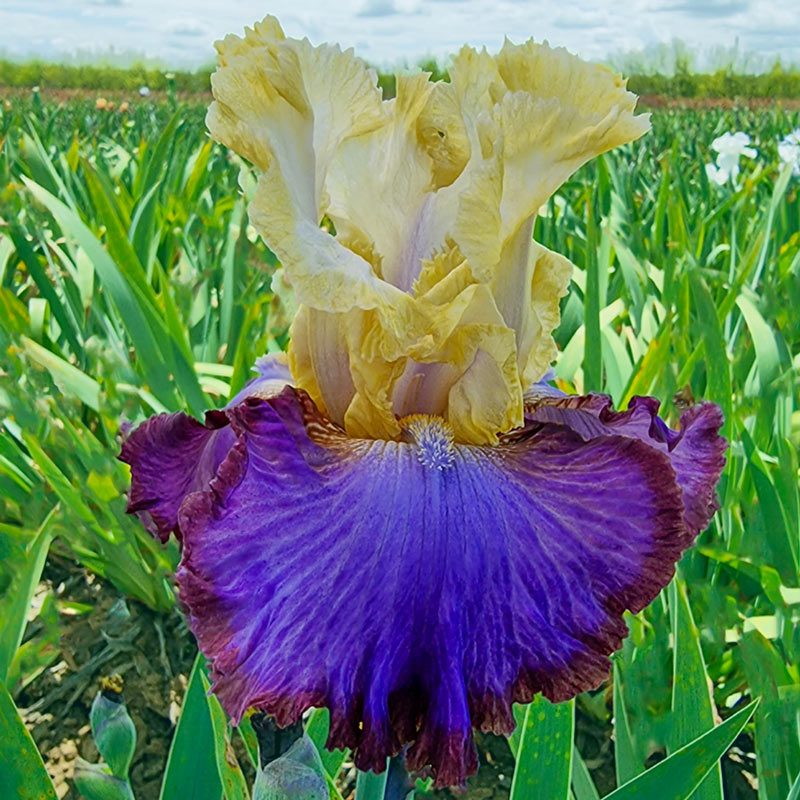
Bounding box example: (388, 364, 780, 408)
(171, 387, 714, 787)
(525, 394, 726, 535)
(120, 356, 293, 541)
(120, 408, 231, 542)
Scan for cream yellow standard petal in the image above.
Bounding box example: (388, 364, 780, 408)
(326, 73, 435, 291)
(208, 19, 650, 446)
(208, 18, 409, 318)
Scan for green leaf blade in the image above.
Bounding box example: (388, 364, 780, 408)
(509, 695, 574, 800)
(605, 701, 757, 800)
(159, 654, 223, 800)
(0, 676, 58, 800)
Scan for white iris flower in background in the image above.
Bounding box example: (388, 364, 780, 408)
(778, 128, 800, 177)
(705, 131, 757, 186)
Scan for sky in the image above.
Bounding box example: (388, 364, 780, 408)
(1, 0, 799, 70)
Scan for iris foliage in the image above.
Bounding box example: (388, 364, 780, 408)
(0, 94, 798, 798)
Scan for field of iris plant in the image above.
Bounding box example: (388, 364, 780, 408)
(0, 57, 799, 800)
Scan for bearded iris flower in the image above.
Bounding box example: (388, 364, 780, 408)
(121, 18, 726, 787)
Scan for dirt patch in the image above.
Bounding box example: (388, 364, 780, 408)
(19, 555, 196, 800)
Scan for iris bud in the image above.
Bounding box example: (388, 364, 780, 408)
(89, 676, 136, 779)
(252, 734, 328, 800)
(73, 759, 135, 800)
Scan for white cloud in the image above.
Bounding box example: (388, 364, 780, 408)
(651, 0, 750, 15)
(357, 0, 399, 17)
(163, 18, 210, 38)
(0, 0, 797, 68)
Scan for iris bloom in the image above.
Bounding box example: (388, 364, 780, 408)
(121, 18, 726, 787)
(778, 128, 800, 177)
(705, 130, 756, 186)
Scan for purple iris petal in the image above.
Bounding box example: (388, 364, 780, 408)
(120, 354, 291, 541)
(132, 386, 726, 786)
(525, 393, 727, 535)
(120, 409, 231, 541)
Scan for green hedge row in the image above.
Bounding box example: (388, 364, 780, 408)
(1, 57, 799, 99)
(628, 65, 800, 99)
(0, 60, 213, 93)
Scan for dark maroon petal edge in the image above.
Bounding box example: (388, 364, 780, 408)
(524, 392, 727, 537)
(119, 409, 228, 542)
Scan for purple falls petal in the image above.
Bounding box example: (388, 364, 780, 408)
(172, 387, 707, 787)
(120, 408, 231, 541)
(120, 356, 293, 541)
(525, 393, 727, 535)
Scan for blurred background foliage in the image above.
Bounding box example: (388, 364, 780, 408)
(0, 51, 799, 98)
(0, 60, 213, 93)
(0, 79, 798, 799)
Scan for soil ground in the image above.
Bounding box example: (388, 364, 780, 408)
(19, 555, 196, 800)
